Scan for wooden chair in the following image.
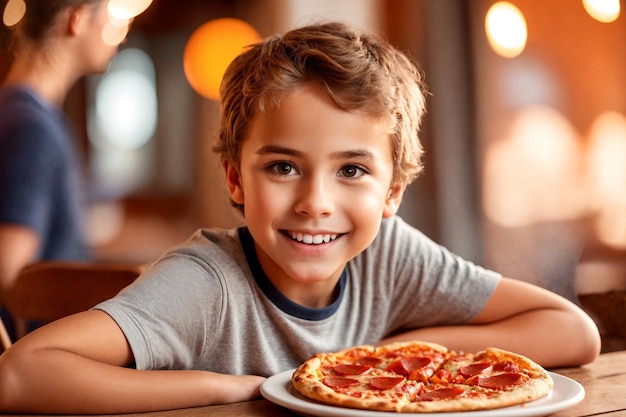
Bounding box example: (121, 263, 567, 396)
(578, 290, 626, 353)
(0, 261, 142, 352)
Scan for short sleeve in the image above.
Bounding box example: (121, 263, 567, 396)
(353, 216, 501, 334)
(95, 252, 227, 370)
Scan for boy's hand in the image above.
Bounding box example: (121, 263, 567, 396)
(212, 374, 266, 403)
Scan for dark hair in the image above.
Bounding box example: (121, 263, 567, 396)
(7, 0, 100, 47)
(215, 22, 427, 195)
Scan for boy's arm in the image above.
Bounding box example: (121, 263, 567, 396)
(379, 277, 601, 368)
(0, 310, 264, 414)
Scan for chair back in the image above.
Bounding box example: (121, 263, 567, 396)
(0, 261, 142, 352)
(579, 290, 626, 353)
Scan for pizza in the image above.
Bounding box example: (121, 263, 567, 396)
(291, 341, 554, 413)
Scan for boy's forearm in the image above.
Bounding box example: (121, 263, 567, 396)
(379, 308, 600, 369)
(0, 348, 264, 414)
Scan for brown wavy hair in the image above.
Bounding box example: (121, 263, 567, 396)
(215, 22, 428, 199)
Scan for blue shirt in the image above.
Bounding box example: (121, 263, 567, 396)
(0, 85, 90, 261)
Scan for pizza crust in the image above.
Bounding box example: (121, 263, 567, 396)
(401, 378, 553, 412)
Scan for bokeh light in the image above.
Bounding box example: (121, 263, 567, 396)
(101, 15, 131, 47)
(108, 0, 153, 20)
(582, 0, 621, 23)
(88, 48, 158, 196)
(485, 2, 528, 58)
(103, 0, 155, 47)
(586, 111, 626, 248)
(91, 48, 157, 152)
(587, 112, 626, 208)
(483, 105, 584, 227)
(183, 18, 261, 101)
(2, 0, 25, 27)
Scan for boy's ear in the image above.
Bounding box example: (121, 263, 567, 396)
(382, 182, 406, 218)
(223, 160, 245, 205)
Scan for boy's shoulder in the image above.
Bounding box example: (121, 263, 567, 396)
(173, 227, 244, 257)
(151, 227, 244, 269)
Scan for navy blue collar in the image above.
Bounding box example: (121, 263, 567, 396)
(238, 227, 346, 321)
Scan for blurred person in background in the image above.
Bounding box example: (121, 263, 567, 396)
(0, 0, 129, 338)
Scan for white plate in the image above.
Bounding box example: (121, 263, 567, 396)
(261, 370, 584, 417)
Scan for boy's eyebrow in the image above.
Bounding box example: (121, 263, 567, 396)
(256, 145, 376, 161)
(332, 149, 376, 161)
(256, 145, 303, 158)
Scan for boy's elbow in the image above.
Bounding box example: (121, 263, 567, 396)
(577, 321, 602, 366)
(563, 311, 602, 367)
(542, 307, 601, 368)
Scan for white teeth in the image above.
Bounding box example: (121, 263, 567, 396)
(290, 232, 337, 245)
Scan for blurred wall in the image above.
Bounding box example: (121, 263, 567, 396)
(470, 0, 626, 300)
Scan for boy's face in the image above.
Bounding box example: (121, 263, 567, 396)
(225, 85, 405, 307)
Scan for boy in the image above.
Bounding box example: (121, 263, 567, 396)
(0, 21, 600, 414)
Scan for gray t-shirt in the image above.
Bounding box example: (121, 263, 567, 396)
(95, 216, 500, 376)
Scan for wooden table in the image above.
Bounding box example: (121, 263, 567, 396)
(2, 350, 624, 417)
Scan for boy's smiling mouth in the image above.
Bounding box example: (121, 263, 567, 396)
(285, 231, 339, 245)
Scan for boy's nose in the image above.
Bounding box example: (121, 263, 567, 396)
(294, 176, 334, 217)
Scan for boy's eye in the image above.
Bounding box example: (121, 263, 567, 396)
(338, 165, 366, 178)
(270, 161, 297, 176)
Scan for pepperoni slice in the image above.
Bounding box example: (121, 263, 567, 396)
(418, 387, 466, 401)
(387, 357, 433, 380)
(369, 377, 404, 390)
(459, 362, 493, 377)
(401, 357, 432, 372)
(493, 361, 519, 373)
(468, 372, 524, 390)
(355, 357, 382, 367)
(323, 376, 360, 388)
(387, 359, 406, 375)
(333, 364, 371, 376)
